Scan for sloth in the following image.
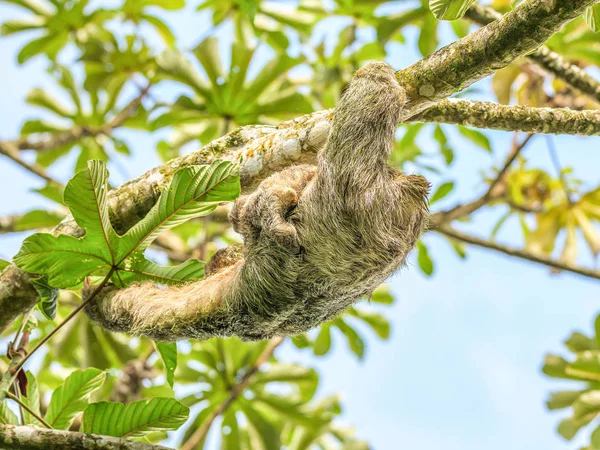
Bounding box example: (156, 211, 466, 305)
(84, 61, 431, 342)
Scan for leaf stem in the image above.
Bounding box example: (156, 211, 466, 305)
(6, 391, 53, 429)
(0, 269, 115, 402)
(16, 269, 116, 374)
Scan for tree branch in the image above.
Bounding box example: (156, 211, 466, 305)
(0, 424, 172, 450)
(2, 83, 152, 153)
(411, 99, 600, 136)
(0, 141, 63, 185)
(431, 133, 535, 226)
(436, 225, 600, 281)
(180, 337, 284, 450)
(466, 3, 600, 105)
(396, 0, 598, 118)
(0, 0, 596, 333)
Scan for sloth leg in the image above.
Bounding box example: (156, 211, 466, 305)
(229, 165, 316, 250)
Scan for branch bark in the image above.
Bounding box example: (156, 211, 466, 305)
(396, 0, 598, 118)
(436, 225, 600, 281)
(412, 99, 600, 136)
(466, 3, 600, 105)
(0, 424, 172, 450)
(0, 0, 597, 333)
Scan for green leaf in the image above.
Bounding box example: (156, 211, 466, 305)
(334, 318, 365, 359)
(13, 233, 111, 288)
(83, 398, 189, 437)
(193, 36, 226, 88)
(26, 87, 73, 118)
(594, 314, 600, 347)
(141, 14, 176, 46)
(240, 399, 281, 450)
(155, 342, 177, 388)
(566, 352, 600, 381)
(31, 276, 59, 320)
(0, 260, 9, 270)
(253, 363, 319, 402)
(45, 368, 106, 429)
(429, 0, 477, 20)
(558, 416, 591, 441)
(565, 332, 597, 353)
(221, 409, 241, 450)
(22, 371, 44, 426)
(121, 256, 205, 285)
(458, 125, 492, 152)
(34, 182, 65, 205)
(585, 4, 600, 32)
(313, 324, 332, 356)
(574, 391, 600, 419)
(64, 160, 119, 257)
(15, 210, 64, 231)
(1, 18, 44, 36)
(542, 354, 571, 379)
(157, 49, 211, 96)
(417, 241, 434, 276)
(352, 309, 390, 340)
(370, 285, 394, 304)
(546, 390, 584, 410)
(418, 12, 438, 56)
(118, 160, 239, 261)
(592, 425, 600, 449)
(429, 181, 454, 204)
(0, 400, 18, 425)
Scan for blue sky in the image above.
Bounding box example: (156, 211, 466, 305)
(1, 1, 600, 449)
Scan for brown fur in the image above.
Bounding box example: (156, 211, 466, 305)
(84, 62, 430, 341)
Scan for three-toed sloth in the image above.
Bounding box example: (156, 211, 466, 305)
(84, 62, 430, 342)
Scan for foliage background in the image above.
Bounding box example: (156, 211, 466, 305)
(1, 0, 600, 449)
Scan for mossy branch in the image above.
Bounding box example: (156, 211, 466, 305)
(412, 99, 600, 135)
(0, 424, 172, 450)
(466, 3, 600, 105)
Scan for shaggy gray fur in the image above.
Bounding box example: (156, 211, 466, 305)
(84, 62, 430, 341)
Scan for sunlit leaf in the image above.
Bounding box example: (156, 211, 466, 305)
(83, 398, 189, 437)
(45, 368, 106, 429)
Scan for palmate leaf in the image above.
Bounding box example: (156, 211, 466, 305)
(45, 368, 106, 430)
(14, 159, 240, 290)
(83, 398, 189, 437)
(14, 233, 112, 288)
(117, 160, 240, 261)
(64, 159, 120, 256)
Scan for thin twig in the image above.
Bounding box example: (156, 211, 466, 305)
(6, 391, 52, 429)
(0, 269, 115, 402)
(546, 135, 574, 205)
(0, 141, 63, 185)
(436, 225, 600, 281)
(180, 337, 285, 450)
(431, 133, 534, 226)
(15, 270, 115, 374)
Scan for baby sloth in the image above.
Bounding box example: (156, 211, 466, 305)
(84, 61, 430, 342)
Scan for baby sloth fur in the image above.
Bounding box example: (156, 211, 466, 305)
(84, 62, 431, 342)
